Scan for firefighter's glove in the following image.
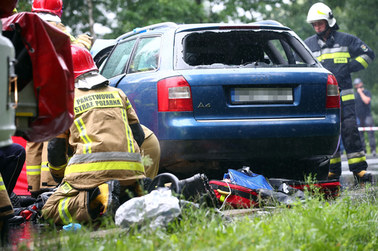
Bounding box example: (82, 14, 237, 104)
(88, 180, 120, 219)
(76, 34, 93, 50)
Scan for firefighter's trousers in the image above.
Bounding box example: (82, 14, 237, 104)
(141, 132, 160, 179)
(330, 98, 367, 175)
(0, 174, 13, 219)
(26, 142, 58, 194)
(0, 143, 25, 195)
(41, 182, 92, 225)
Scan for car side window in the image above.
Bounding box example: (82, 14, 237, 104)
(128, 36, 161, 73)
(101, 39, 136, 79)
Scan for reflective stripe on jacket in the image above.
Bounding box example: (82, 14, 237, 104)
(304, 31, 375, 90)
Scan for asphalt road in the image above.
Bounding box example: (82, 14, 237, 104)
(340, 153, 378, 187)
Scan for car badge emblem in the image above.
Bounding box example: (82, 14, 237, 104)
(198, 102, 211, 108)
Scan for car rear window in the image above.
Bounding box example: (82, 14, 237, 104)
(175, 30, 316, 69)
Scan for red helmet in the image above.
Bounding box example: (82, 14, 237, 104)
(71, 45, 98, 80)
(32, 0, 63, 18)
(0, 0, 18, 18)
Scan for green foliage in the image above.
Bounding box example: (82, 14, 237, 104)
(15, 0, 32, 12)
(103, 0, 224, 38)
(31, 188, 378, 250)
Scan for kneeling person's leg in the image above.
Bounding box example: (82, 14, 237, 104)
(42, 183, 91, 225)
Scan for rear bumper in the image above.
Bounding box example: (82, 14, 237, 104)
(160, 135, 338, 164)
(157, 113, 340, 167)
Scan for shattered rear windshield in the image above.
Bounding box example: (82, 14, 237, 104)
(175, 30, 317, 69)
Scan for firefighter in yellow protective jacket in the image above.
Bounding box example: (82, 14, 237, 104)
(26, 0, 93, 196)
(42, 45, 146, 225)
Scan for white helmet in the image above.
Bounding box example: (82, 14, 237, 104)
(307, 2, 337, 28)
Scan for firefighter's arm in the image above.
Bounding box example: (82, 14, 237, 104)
(348, 36, 375, 73)
(130, 123, 145, 147)
(125, 99, 145, 147)
(49, 21, 93, 50)
(119, 90, 145, 146)
(74, 34, 93, 50)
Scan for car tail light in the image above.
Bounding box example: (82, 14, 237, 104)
(158, 76, 193, 112)
(326, 74, 340, 109)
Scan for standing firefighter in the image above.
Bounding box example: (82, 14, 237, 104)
(304, 2, 375, 184)
(26, 0, 93, 196)
(42, 45, 146, 225)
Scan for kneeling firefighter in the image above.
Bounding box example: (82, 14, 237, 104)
(42, 45, 146, 225)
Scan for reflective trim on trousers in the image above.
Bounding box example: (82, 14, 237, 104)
(330, 157, 341, 165)
(27, 165, 41, 175)
(346, 150, 365, 159)
(58, 197, 73, 225)
(348, 156, 367, 165)
(41, 161, 49, 172)
(0, 176, 6, 191)
(329, 151, 342, 175)
(347, 150, 366, 165)
(65, 160, 145, 175)
(49, 162, 67, 171)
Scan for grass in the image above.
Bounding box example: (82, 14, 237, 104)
(20, 186, 378, 251)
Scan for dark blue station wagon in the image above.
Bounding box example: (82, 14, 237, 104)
(93, 21, 340, 180)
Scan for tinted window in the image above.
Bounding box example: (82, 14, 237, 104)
(128, 36, 161, 73)
(101, 39, 136, 79)
(175, 30, 316, 69)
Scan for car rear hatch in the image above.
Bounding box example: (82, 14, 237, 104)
(174, 25, 331, 120)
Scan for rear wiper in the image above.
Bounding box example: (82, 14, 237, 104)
(240, 62, 260, 67)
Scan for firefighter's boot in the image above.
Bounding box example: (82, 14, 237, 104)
(327, 172, 340, 181)
(353, 171, 373, 186)
(88, 180, 120, 219)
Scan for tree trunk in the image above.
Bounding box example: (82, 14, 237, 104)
(86, 0, 96, 40)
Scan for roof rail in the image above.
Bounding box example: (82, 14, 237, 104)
(251, 20, 285, 27)
(116, 22, 177, 41)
